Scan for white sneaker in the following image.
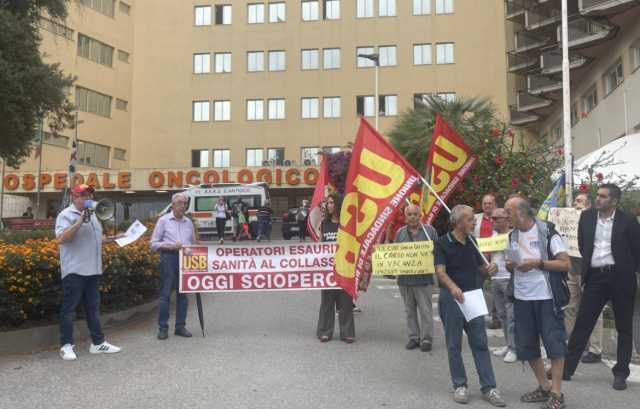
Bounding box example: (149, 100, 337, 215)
(452, 386, 469, 404)
(492, 346, 509, 357)
(89, 341, 122, 354)
(503, 349, 517, 363)
(60, 344, 77, 361)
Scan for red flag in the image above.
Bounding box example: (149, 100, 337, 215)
(334, 119, 421, 299)
(421, 114, 477, 224)
(308, 155, 335, 242)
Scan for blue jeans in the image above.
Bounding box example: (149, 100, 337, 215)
(158, 252, 188, 330)
(257, 219, 271, 240)
(439, 287, 497, 393)
(59, 274, 104, 347)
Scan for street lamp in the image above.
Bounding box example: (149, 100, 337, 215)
(358, 52, 380, 130)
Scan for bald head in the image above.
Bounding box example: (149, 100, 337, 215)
(404, 203, 421, 228)
(505, 196, 535, 230)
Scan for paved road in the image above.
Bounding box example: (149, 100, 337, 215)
(1, 244, 637, 409)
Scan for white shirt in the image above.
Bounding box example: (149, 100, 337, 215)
(512, 223, 567, 301)
(491, 231, 510, 280)
(591, 211, 615, 268)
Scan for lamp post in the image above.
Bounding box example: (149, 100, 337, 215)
(561, 0, 573, 205)
(358, 52, 380, 130)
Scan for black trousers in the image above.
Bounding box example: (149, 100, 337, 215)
(564, 267, 635, 379)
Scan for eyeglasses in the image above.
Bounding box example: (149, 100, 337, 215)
(490, 216, 507, 220)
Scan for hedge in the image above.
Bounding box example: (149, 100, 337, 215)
(0, 235, 160, 330)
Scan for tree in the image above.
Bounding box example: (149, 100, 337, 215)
(388, 95, 562, 215)
(0, 0, 75, 168)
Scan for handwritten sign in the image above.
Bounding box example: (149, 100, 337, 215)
(548, 207, 581, 258)
(372, 242, 435, 276)
(477, 234, 509, 252)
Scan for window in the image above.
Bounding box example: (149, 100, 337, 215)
(214, 149, 230, 167)
(570, 103, 579, 127)
(80, 0, 115, 17)
(42, 132, 69, 148)
(39, 17, 74, 40)
(193, 101, 210, 122)
(215, 4, 232, 25)
(215, 52, 232, 73)
(413, 93, 430, 108)
(77, 34, 114, 67)
(413, 43, 432, 65)
(247, 99, 264, 120)
(78, 140, 110, 168)
(357, 0, 374, 18)
(357, 46, 375, 68)
(436, 92, 456, 102)
(269, 2, 286, 22)
(379, 45, 397, 66)
(631, 39, 640, 71)
(356, 95, 375, 116)
(301, 147, 320, 166)
(302, 0, 319, 21)
(268, 99, 286, 119)
(269, 50, 286, 71)
(582, 86, 598, 114)
(194, 53, 211, 74)
(247, 51, 264, 71)
(248, 3, 265, 23)
(301, 98, 320, 119)
(76, 87, 112, 118)
(436, 42, 455, 64)
(194, 6, 212, 25)
(323, 48, 341, 69)
(267, 148, 285, 165)
(246, 149, 264, 167)
(413, 0, 430, 15)
(118, 50, 130, 63)
(301, 49, 319, 70)
(379, 0, 396, 16)
(323, 146, 341, 155)
(119, 2, 130, 14)
(214, 100, 231, 121)
(324, 0, 340, 19)
(323, 97, 341, 118)
(114, 148, 126, 161)
(380, 95, 398, 116)
(436, 0, 454, 14)
(192, 149, 210, 167)
(115, 98, 128, 111)
(603, 60, 624, 95)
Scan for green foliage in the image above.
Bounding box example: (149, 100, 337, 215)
(389, 95, 563, 214)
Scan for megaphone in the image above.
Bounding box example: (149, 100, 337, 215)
(84, 199, 115, 221)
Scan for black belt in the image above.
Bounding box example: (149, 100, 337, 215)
(160, 250, 179, 255)
(590, 265, 615, 274)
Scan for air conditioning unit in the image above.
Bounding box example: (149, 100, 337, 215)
(283, 159, 292, 167)
(303, 159, 312, 166)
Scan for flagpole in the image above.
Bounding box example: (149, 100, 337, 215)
(561, 0, 573, 206)
(0, 157, 5, 230)
(36, 116, 44, 217)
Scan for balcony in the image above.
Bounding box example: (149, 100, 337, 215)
(579, 0, 640, 16)
(524, 8, 561, 33)
(508, 51, 539, 73)
(558, 17, 616, 49)
(528, 74, 562, 95)
(510, 106, 540, 126)
(513, 31, 552, 54)
(517, 91, 554, 111)
(539, 49, 589, 74)
(505, 0, 527, 23)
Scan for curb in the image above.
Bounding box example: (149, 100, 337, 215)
(0, 300, 157, 356)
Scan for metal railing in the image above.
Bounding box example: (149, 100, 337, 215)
(528, 74, 561, 94)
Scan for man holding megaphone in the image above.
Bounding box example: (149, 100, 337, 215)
(55, 184, 122, 361)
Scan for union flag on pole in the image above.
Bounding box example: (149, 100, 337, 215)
(334, 119, 421, 299)
(308, 155, 335, 242)
(421, 114, 477, 224)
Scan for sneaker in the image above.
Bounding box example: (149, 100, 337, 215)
(60, 344, 77, 361)
(581, 351, 602, 364)
(504, 349, 517, 363)
(492, 346, 509, 357)
(452, 386, 469, 404)
(420, 340, 432, 352)
(219, 239, 224, 245)
(483, 388, 506, 407)
(89, 341, 122, 354)
(405, 339, 420, 350)
(613, 375, 627, 391)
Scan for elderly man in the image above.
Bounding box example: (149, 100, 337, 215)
(395, 204, 438, 352)
(564, 184, 640, 390)
(505, 196, 570, 409)
(489, 208, 517, 363)
(55, 184, 121, 361)
(475, 193, 500, 330)
(434, 205, 505, 407)
(151, 192, 197, 340)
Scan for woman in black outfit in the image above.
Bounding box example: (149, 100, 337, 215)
(316, 193, 355, 343)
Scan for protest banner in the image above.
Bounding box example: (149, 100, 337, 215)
(372, 241, 435, 276)
(179, 243, 339, 292)
(548, 207, 581, 257)
(477, 234, 509, 253)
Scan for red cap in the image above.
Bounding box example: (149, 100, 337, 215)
(71, 184, 95, 195)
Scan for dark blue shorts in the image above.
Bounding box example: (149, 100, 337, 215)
(514, 299, 567, 361)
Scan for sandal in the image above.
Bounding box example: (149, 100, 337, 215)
(319, 336, 330, 343)
(520, 386, 550, 403)
(541, 392, 565, 409)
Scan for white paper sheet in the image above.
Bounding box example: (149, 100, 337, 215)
(115, 220, 147, 247)
(454, 289, 489, 322)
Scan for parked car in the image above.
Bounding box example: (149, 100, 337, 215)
(281, 207, 306, 240)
